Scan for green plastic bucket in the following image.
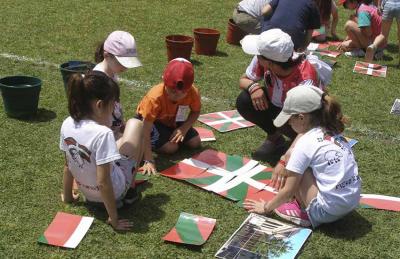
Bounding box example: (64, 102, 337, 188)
(0, 76, 42, 118)
(59, 61, 95, 92)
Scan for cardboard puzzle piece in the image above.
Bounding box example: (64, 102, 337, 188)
(359, 194, 400, 211)
(314, 49, 341, 58)
(215, 213, 312, 259)
(390, 99, 400, 115)
(198, 110, 254, 132)
(38, 212, 94, 249)
(132, 172, 150, 187)
(163, 212, 216, 245)
(194, 127, 216, 142)
(344, 137, 358, 148)
(160, 160, 207, 180)
(353, 61, 387, 78)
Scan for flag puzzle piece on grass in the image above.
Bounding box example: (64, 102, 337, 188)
(38, 212, 94, 249)
(163, 212, 216, 245)
(353, 61, 387, 78)
(313, 49, 341, 58)
(390, 99, 400, 115)
(132, 172, 150, 187)
(160, 149, 276, 205)
(194, 127, 216, 142)
(198, 110, 254, 132)
(307, 41, 341, 51)
(359, 194, 400, 211)
(345, 137, 358, 148)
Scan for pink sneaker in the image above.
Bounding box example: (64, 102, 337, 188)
(274, 200, 311, 227)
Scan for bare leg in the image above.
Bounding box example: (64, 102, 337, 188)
(295, 168, 319, 209)
(366, 19, 392, 62)
(344, 20, 370, 49)
(156, 142, 179, 154)
(185, 135, 201, 149)
(116, 118, 144, 169)
(397, 20, 400, 65)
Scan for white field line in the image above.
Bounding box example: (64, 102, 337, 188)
(2, 52, 400, 143)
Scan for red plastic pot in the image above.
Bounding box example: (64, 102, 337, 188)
(165, 35, 194, 61)
(226, 19, 247, 46)
(193, 28, 220, 56)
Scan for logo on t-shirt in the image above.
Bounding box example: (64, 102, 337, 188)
(324, 150, 343, 166)
(64, 137, 91, 168)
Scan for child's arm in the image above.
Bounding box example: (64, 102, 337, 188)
(97, 163, 133, 231)
(141, 119, 157, 175)
(62, 154, 78, 203)
(170, 111, 200, 143)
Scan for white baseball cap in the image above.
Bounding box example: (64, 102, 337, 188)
(240, 28, 294, 62)
(104, 31, 142, 68)
(273, 85, 324, 127)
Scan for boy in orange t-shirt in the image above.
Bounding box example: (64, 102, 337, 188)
(136, 58, 201, 174)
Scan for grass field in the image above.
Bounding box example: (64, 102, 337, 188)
(1, 0, 400, 258)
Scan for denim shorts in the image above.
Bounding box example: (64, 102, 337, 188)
(305, 197, 343, 228)
(382, 1, 400, 21)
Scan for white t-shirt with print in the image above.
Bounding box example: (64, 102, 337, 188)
(60, 117, 129, 202)
(286, 127, 361, 216)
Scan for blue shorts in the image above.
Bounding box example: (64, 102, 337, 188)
(382, 1, 400, 21)
(306, 197, 343, 228)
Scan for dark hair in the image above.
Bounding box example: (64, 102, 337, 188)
(314, 0, 332, 23)
(309, 93, 349, 135)
(343, 0, 362, 9)
(94, 41, 105, 63)
(264, 53, 305, 70)
(67, 71, 119, 121)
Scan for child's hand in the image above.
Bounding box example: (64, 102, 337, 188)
(270, 162, 287, 191)
(170, 127, 188, 143)
(243, 199, 268, 214)
(140, 161, 157, 175)
(108, 217, 133, 231)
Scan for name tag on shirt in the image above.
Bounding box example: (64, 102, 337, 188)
(176, 105, 189, 122)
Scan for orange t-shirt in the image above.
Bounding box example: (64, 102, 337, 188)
(136, 83, 201, 128)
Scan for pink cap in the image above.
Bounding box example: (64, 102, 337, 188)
(104, 31, 142, 68)
(163, 58, 194, 91)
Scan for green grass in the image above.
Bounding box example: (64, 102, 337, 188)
(1, 0, 400, 258)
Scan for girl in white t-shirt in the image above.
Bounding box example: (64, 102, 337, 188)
(60, 71, 144, 231)
(244, 85, 361, 228)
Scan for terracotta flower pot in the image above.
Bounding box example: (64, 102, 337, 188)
(0, 76, 42, 118)
(165, 35, 194, 61)
(226, 19, 247, 46)
(193, 28, 220, 56)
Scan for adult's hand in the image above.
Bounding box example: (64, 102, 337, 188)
(250, 86, 268, 111)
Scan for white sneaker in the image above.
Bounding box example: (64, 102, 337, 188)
(345, 49, 366, 57)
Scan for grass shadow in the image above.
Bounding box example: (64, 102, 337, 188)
(84, 192, 170, 234)
(384, 43, 399, 54)
(190, 59, 203, 66)
(214, 50, 228, 57)
(9, 108, 57, 123)
(317, 210, 372, 240)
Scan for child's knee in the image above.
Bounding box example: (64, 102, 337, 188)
(186, 136, 201, 149)
(158, 142, 179, 154)
(344, 20, 356, 31)
(126, 118, 144, 130)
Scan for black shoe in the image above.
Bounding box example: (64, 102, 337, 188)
(123, 188, 141, 205)
(252, 135, 286, 161)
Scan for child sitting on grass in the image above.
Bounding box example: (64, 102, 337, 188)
(60, 71, 144, 231)
(337, 0, 385, 59)
(244, 85, 361, 228)
(136, 58, 201, 175)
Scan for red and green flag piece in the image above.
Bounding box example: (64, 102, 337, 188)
(198, 110, 254, 132)
(160, 160, 206, 180)
(38, 212, 94, 249)
(194, 127, 216, 142)
(353, 61, 387, 78)
(359, 194, 400, 211)
(163, 212, 216, 245)
(132, 172, 149, 187)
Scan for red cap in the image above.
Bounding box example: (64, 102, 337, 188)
(163, 58, 194, 91)
(338, 0, 347, 5)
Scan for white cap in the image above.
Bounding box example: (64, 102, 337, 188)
(240, 28, 294, 62)
(104, 31, 142, 68)
(273, 85, 324, 127)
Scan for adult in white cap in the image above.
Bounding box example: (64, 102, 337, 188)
(244, 85, 361, 228)
(236, 28, 321, 162)
(232, 0, 272, 34)
(93, 31, 143, 138)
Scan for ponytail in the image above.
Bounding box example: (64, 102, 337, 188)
(94, 41, 105, 63)
(67, 71, 119, 121)
(310, 93, 349, 135)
